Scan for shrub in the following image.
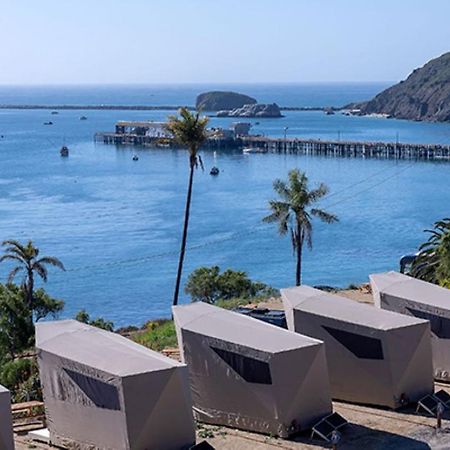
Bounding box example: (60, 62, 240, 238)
(0, 358, 41, 402)
(75, 309, 114, 331)
(132, 320, 177, 351)
(185, 266, 276, 304)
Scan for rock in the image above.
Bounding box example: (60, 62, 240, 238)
(216, 103, 283, 118)
(350, 52, 450, 122)
(196, 91, 257, 111)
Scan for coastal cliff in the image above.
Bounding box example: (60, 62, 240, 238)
(196, 91, 257, 111)
(352, 52, 450, 122)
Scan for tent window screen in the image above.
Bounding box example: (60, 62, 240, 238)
(406, 307, 450, 339)
(210, 346, 272, 384)
(322, 326, 384, 360)
(64, 368, 121, 410)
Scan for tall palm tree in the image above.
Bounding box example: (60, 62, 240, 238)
(263, 169, 338, 286)
(165, 108, 209, 306)
(0, 240, 65, 311)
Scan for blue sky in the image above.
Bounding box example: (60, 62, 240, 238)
(2, 0, 450, 84)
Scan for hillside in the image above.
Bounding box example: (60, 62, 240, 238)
(354, 52, 450, 122)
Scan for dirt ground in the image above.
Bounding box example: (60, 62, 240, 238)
(15, 286, 450, 449)
(14, 398, 450, 450)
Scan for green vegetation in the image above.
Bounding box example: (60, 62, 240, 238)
(184, 266, 277, 304)
(263, 169, 338, 286)
(131, 320, 177, 351)
(0, 240, 65, 323)
(0, 358, 41, 403)
(75, 309, 114, 331)
(411, 218, 450, 287)
(165, 108, 209, 307)
(0, 240, 65, 402)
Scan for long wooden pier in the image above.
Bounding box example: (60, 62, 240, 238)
(94, 132, 450, 161)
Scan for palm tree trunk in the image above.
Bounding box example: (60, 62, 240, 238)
(25, 267, 35, 329)
(172, 162, 195, 306)
(296, 225, 303, 286)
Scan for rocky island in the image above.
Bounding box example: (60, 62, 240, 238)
(217, 103, 283, 118)
(196, 91, 257, 111)
(351, 52, 450, 122)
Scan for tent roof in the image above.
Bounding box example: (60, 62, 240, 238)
(172, 302, 322, 353)
(282, 285, 427, 331)
(370, 271, 450, 310)
(36, 320, 183, 377)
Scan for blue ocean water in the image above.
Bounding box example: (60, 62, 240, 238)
(0, 84, 449, 326)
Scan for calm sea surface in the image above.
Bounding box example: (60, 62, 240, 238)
(0, 84, 449, 326)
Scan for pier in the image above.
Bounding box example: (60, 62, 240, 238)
(95, 130, 450, 161)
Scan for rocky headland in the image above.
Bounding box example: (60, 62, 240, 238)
(350, 52, 450, 122)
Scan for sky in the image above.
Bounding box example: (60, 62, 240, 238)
(1, 0, 450, 85)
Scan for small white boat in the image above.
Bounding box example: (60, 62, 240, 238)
(242, 147, 268, 154)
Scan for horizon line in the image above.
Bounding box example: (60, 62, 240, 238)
(0, 81, 394, 88)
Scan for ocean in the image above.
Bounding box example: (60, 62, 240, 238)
(0, 83, 449, 327)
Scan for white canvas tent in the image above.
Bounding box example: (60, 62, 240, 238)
(371, 271, 450, 382)
(282, 285, 433, 408)
(0, 384, 14, 450)
(36, 320, 195, 450)
(173, 302, 332, 438)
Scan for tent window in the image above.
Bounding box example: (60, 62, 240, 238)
(210, 346, 272, 384)
(322, 326, 384, 360)
(406, 307, 450, 339)
(64, 368, 121, 410)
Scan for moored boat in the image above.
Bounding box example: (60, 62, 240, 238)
(242, 147, 268, 154)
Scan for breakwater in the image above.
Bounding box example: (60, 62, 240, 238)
(0, 104, 333, 112)
(95, 133, 450, 161)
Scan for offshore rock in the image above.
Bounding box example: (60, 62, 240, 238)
(216, 103, 283, 118)
(196, 91, 257, 111)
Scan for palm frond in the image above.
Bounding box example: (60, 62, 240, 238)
(35, 256, 66, 271)
(311, 208, 339, 224)
(7, 266, 23, 284)
(33, 263, 48, 282)
(308, 183, 329, 203)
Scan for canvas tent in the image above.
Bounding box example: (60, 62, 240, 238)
(0, 384, 14, 450)
(371, 271, 450, 382)
(173, 302, 332, 438)
(282, 285, 433, 408)
(36, 320, 195, 450)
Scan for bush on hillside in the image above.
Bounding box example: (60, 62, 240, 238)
(185, 266, 277, 304)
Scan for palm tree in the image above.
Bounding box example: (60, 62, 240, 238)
(263, 169, 338, 286)
(0, 240, 65, 311)
(411, 218, 450, 287)
(165, 108, 209, 306)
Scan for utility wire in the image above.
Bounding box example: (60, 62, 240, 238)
(46, 159, 417, 276)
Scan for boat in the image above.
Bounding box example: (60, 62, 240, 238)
(210, 166, 219, 176)
(51, 111, 59, 115)
(242, 147, 268, 154)
(44, 121, 53, 125)
(80, 116, 87, 120)
(132, 155, 139, 161)
(60, 145, 69, 157)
